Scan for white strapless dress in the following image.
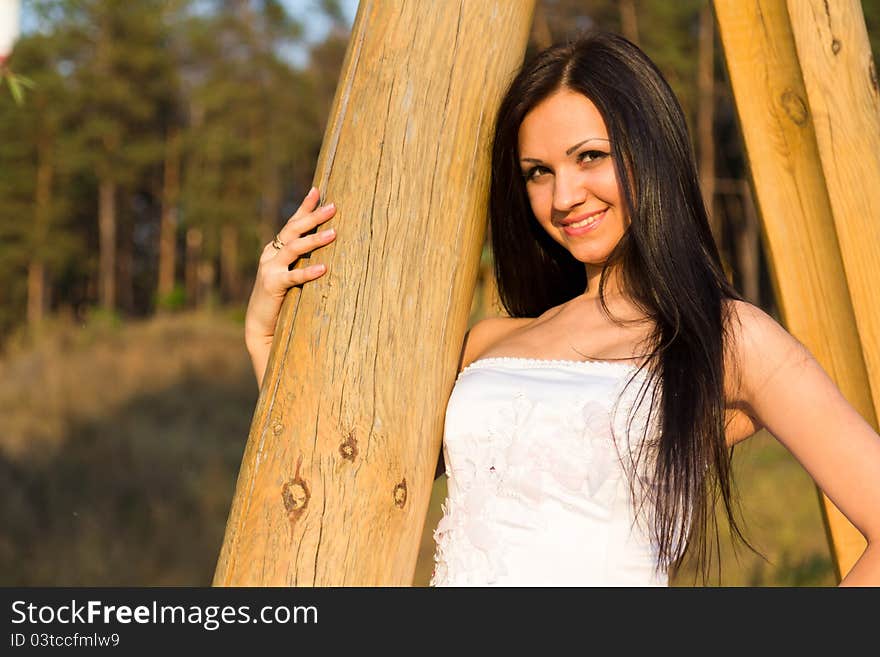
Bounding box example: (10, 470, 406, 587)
(430, 356, 668, 587)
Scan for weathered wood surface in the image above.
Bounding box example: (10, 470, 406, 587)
(214, 0, 535, 586)
(787, 0, 880, 416)
(714, 0, 874, 580)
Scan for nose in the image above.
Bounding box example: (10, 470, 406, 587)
(552, 167, 588, 215)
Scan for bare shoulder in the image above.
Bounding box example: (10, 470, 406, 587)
(457, 316, 532, 374)
(724, 298, 813, 400)
(723, 299, 880, 549)
(725, 299, 800, 354)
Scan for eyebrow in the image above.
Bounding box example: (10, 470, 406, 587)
(520, 137, 611, 163)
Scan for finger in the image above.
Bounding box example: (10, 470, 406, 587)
(275, 187, 320, 243)
(280, 201, 336, 245)
(280, 226, 336, 262)
(278, 187, 321, 241)
(293, 186, 320, 217)
(259, 238, 285, 264)
(285, 263, 327, 287)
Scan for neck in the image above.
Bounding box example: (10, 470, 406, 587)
(581, 262, 624, 300)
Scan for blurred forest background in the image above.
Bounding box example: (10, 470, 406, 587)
(1, 0, 878, 586)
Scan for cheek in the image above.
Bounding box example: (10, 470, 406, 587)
(526, 185, 550, 219)
(595, 168, 621, 203)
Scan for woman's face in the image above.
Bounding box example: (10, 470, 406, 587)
(517, 89, 628, 268)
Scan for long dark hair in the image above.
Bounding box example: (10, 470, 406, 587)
(489, 30, 756, 581)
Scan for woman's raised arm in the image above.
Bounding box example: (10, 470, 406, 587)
(729, 300, 880, 586)
(245, 187, 337, 389)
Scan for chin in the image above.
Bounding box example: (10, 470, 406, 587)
(566, 246, 614, 265)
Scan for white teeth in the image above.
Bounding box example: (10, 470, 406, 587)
(566, 210, 604, 229)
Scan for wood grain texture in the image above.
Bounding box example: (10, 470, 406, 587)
(787, 0, 880, 415)
(214, 0, 535, 586)
(714, 0, 872, 580)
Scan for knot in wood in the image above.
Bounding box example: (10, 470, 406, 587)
(831, 39, 841, 55)
(281, 478, 310, 514)
(272, 420, 284, 436)
(780, 90, 808, 126)
(393, 479, 407, 509)
(338, 430, 358, 462)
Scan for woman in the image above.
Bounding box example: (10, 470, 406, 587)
(245, 32, 880, 586)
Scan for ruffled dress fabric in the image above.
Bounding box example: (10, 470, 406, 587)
(430, 356, 667, 587)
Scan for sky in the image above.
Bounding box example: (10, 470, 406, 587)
(280, 0, 359, 67)
(16, 0, 360, 68)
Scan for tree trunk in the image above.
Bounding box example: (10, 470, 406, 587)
(28, 138, 52, 327)
(620, 0, 639, 45)
(27, 262, 45, 327)
(220, 223, 239, 302)
(185, 226, 202, 308)
(737, 180, 760, 304)
(158, 128, 181, 309)
(715, 0, 874, 582)
(98, 178, 116, 311)
(117, 213, 134, 314)
(214, 0, 536, 586)
(698, 3, 716, 241)
(530, 2, 553, 49)
(259, 164, 281, 249)
(198, 258, 216, 309)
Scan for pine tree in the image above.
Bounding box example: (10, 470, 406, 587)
(0, 31, 80, 337)
(179, 0, 305, 307)
(58, 0, 176, 313)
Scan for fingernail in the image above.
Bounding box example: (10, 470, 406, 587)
(325, 202, 335, 210)
(309, 186, 317, 195)
(310, 264, 326, 273)
(320, 228, 335, 237)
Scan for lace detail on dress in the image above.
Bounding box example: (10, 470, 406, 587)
(431, 357, 661, 587)
(431, 391, 537, 586)
(458, 356, 643, 380)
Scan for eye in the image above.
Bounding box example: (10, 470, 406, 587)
(523, 165, 549, 182)
(578, 150, 609, 164)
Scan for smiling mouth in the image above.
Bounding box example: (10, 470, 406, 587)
(560, 207, 607, 229)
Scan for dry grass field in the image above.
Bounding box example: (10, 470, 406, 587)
(0, 311, 834, 586)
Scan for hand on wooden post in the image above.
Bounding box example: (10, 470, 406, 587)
(244, 186, 337, 353)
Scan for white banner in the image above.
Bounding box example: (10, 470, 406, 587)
(0, 0, 22, 61)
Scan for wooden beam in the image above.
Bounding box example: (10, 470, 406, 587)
(785, 0, 880, 581)
(714, 0, 873, 580)
(786, 0, 880, 417)
(214, 0, 536, 586)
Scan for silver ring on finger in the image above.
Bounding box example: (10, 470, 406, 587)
(271, 233, 284, 250)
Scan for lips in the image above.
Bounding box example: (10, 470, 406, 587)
(559, 207, 608, 226)
(559, 208, 608, 237)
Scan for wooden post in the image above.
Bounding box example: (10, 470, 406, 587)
(214, 0, 535, 586)
(714, 0, 875, 580)
(786, 0, 880, 417)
